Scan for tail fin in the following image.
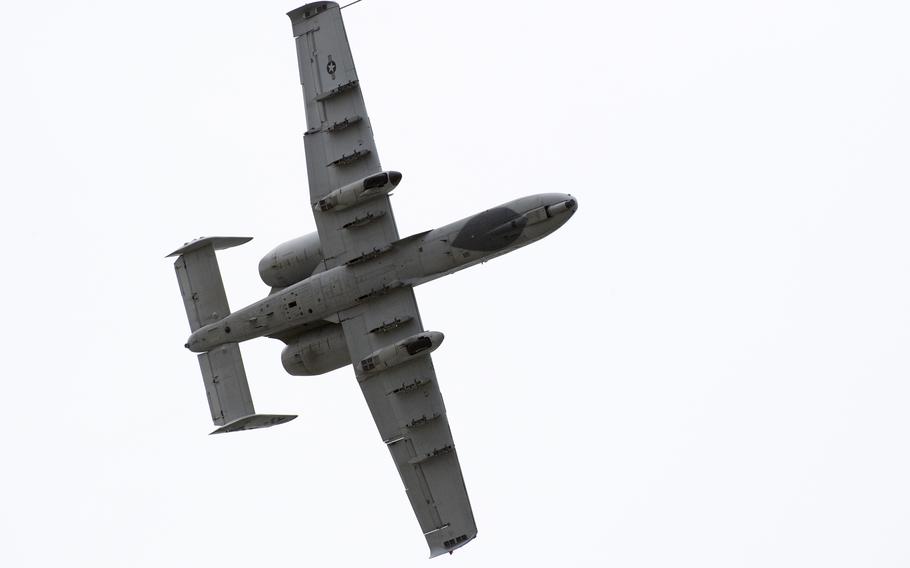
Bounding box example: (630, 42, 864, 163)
(169, 237, 297, 434)
(169, 237, 252, 331)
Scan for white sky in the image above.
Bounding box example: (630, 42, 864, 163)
(1, 1, 908, 566)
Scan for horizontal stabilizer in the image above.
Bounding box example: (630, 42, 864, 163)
(210, 414, 298, 435)
(172, 237, 251, 332)
(196, 343, 295, 433)
(197, 343, 255, 425)
(171, 237, 292, 433)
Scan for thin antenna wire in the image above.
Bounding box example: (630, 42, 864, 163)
(340, 0, 364, 8)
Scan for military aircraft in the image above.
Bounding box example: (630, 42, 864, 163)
(168, 1, 577, 558)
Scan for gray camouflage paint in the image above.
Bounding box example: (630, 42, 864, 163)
(452, 207, 526, 251)
(171, 1, 578, 558)
(185, 193, 577, 353)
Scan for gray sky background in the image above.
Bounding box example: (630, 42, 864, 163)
(1, 1, 908, 566)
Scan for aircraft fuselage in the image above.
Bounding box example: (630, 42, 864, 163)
(186, 192, 577, 353)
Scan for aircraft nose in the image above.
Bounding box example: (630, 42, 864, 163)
(546, 195, 578, 216)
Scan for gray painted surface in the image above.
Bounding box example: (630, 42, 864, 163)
(170, 1, 576, 559)
(173, 238, 297, 431)
(258, 231, 322, 289)
(451, 207, 525, 251)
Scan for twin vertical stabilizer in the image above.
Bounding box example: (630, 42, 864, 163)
(169, 237, 297, 434)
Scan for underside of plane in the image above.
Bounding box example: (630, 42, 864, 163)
(168, 1, 577, 558)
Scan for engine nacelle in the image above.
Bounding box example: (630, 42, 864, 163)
(314, 171, 402, 212)
(259, 232, 323, 288)
(281, 324, 351, 376)
(358, 331, 444, 376)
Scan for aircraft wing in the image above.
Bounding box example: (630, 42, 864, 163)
(288, 4, 477, 556)
(289, 3, 399, 268)
(338, 287, 477, 557)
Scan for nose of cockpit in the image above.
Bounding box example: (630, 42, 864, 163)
(546, 194, 578, 217)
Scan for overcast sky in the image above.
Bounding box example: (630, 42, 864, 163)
(1, 1, 908, 566)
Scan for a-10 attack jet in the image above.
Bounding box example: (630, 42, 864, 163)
(168, 1, 577, 558)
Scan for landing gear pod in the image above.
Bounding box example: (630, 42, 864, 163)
(314, 170, 402, 212)
(358, 331, 444, 377)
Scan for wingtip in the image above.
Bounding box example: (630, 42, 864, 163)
(288, 2, 340, 21)
(427, 531, 477, 558)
